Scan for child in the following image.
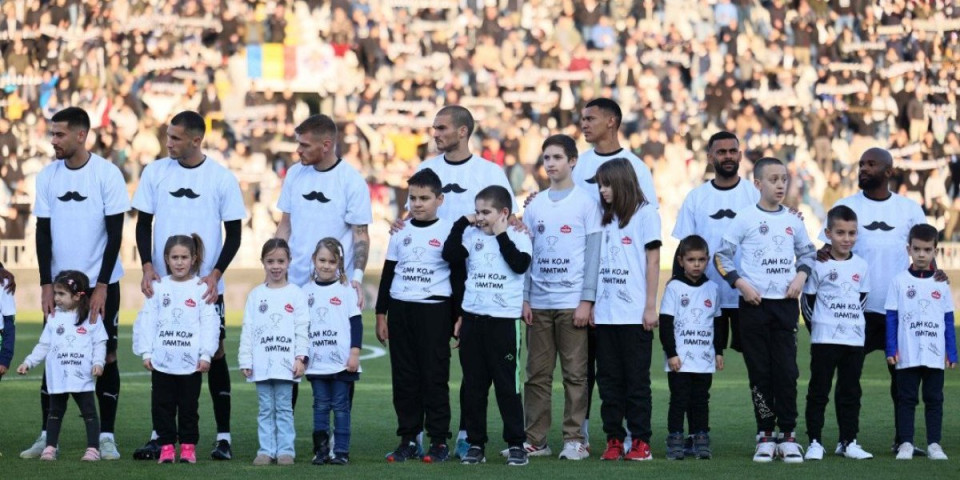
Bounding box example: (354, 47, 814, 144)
(715, 157, 815, 463)
(801, 205, 873, 460)
(592, 158, 660, 462)
(239, 238, 309, 466)
(302, 237, 363, 466)
(517, 134, 599, 460)
(17, 270, 106, 461)
(442, 185, 532, 466)
(659, 235, 723, 460)
(885, 223, 958, 460)
(377, 168, 456, 463)
(0, 275, 14, 380)
(133, 234, 220, 464)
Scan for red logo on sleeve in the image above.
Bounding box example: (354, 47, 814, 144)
(560, 225, 572, 234)
(932, 290, 942, 300)
(429, 238, 441, 247)
(785, 226, 794, 236)
(704, 299, 712, 308)
(185, 299, 196, 308)
(330, 297, 342, 306)
(285, 303, 294, 313)
(852, 274, 860, 282)
(76, 326, 87, 335)
(621, 237, 633, 245)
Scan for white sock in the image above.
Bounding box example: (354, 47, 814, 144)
(457, 430, 467, 441)
(150, 430, 159, 441)
(416, 432, 424, 446)
(217, 433, 232, 443)
(581, 419, 589, 440)
(100, 433, 115, 442)
(40, 430, 47, 439)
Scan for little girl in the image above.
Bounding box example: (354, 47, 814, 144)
(133, 234, 219, 464)
(592, 158, 661, 461)
(0, 275, 15, 380)
(658, 235, 723, 460)
(239, 238, 309, 466)
(301, 238, 362, 466)
(18, 270, 106, 461)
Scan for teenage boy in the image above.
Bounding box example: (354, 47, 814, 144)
(442, 186, 532, 466)
(885, 224, 958, 461)
(715, 157, 816, 463)
(801, 205, 873, 461)
(377, 169, 456, 463)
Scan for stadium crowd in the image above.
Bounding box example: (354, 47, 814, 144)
(3, 0, 960, 255)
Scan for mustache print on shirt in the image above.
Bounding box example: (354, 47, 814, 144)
(441, 183, 468, 194)
(863, 221, 895, 232)
(169, 188, 200, 199)
(709, 209, 737, 220)
(302, 191, 332, 203)
(57, 191, 88, 202)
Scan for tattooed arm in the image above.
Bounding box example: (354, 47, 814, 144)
(351, 224, 370, 309)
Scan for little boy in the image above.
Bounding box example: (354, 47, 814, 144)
(714, 157, 815, 463)
(442, 185, 532, 466)
(885, 223, 957, 461)
(800, 205, 873, 460)
(377, 168, 456, 463)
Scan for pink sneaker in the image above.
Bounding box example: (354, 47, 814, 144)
(39, 446, 58, 461)
(158, 444, 176, 464)
(179, 443, 197, 464)
(81, 448, 101, 461)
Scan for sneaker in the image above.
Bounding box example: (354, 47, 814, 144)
(422, 443, 450, 463)
(500, 442, 551, 457)
(896, 442, 914, 460)
(665, 433, 685, 460)
(805, 440, 825, 460)
(842, 440, 873, 459)
(312, 431, 330, 465)
(624, 439, 652, 461)
(20, 434, 47, 459)
(600, 439, 624, 461)
(693, 432, 712, 460)
(386, 441, 421, 463)
(277, 455, 295, 465)
(39, 446, 57, 461)
(134, 439, 161, 460)
(179, 443, 197, 464)
(253, 454, 273, 466)
(753, 435, 776, 463)
(158, 444, 176, 464)
(99, 438, 120, 460)
(455, 438, 470, 459)
(927, 443, 948, 460)
(506, 446, 529, 466)
(777, 437, 804, 464)
(328, 452, 349, 465)
(211, 439, 232, 460)
(460, 445, 485, 465)
(81, 448, 101, 462)
(558, 441, 589, 460)
(683, 435, 695, 458)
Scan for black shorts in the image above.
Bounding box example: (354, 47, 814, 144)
(863, 312, 886, 354)
(216, 294, 226, 341)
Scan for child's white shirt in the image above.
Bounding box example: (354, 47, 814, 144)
(386, 218, 453, 302)
(803, 255, 870, 346)
(0, 278, 14, 321)
(885, 272, 955, 370)
(301, 281, 362, 376)
(595, 204, 661, 325)
(460, 227, 533, 319)
(238, 283, 310, 382)
(660, 279, 721, 373)
(23, 310, 107, 394)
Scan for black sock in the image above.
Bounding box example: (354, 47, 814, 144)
(208, 355, 231, 434)
(96, 360, 120, 433)
(40, 373, 49, 431)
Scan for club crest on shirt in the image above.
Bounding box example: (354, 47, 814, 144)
(560, 225, 572, 234)
(932, 290, 942, 300)
(852, 273, 861, 283)
(185, 298, 196, 308)
(907, 286, 917, 299)
(162, 294, 171, 308)
(285, 303, 294, 313)
(402, 235, 412, 247)
(429, 238, 441, 247)
(259, 299, 269, 313)
(77, 326, 87, 335)
(330, 297, 342, 306)
(537, 221, 545, 234)
(759, 221, 769, 235)
(680, 294, 690, 307)
(56, 324, 65, 335)
(308, 294, 315, 307)
(828, 269, 838, 282)
(474, 238, 484, 252)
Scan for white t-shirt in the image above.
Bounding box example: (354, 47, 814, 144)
(238, 283, 310, 382)
(277, 160, 373, 287)
(34, 154, 130, 285)
(414, 154, 518, 222)
(822, 192, 925, 313)
(660, 279, 721, 373)
(595, 204, 661, 325)
(572, 148, 659, 208)
(460, 228, 533, 319)
(722, 205, 815, 299)
(523, 186, 602, 309)
(804, 255, 870, 346)
(672, 178, 760, 308)
(885, 272, 955, 369)
(23, 311, 107, 394)
(301, 281, 362, 376)
(133, 276, 220, 375)
(132, 157, 246, 294)
(0, 279, 14, 319)
(386, 219, 453, 302)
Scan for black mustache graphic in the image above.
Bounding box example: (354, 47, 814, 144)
(709, 209, 737, 220)
(864, 221, 895, 232)
(169, 188, 200, 199)
(57, 191, 87, 202)
(442, 183, 468, 194)
(302, 191, 332, 203)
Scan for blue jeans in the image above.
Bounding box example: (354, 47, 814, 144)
(311, 378, 352, 453)
(256, 380, 296, 458)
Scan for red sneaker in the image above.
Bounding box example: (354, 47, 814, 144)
(158, 444, 176, 464)
(600, 439, 624, 461)
(179, 443, 197, 464)
(624, 439, 652, 461)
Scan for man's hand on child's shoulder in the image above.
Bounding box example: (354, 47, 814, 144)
(816, 244, 832, 263)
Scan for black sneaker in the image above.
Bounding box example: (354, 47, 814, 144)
(210, 439, 232, 460)
(386, 441, 420, 463)
(133, 439, 161, 460)
(328, 452, 349, 465)
(693, 432, 711, 460)
(665, 433, 684, 460)
(461, 445, 485, 465)
(506, 446, 529, 466)
(422, 443, 450, 463)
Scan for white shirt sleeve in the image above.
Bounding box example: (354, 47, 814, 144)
(671, 193, 695, 240)
(24, 323, 53, 369)
(91, 321, 108, 368)
(294, 291, 310, 358)
(131, 164, 157, 214)
(344, 174, 373, 226)
(277, 165, 296, 213)
(102, 162, 131, 216)
(659, 282, 678, 316)
(237, 292, 256, 370)
(33, 168, 51, 218)
(133, 288, 159, 358)
(199, 296, 220, 362)
(219, 170, 247, 222)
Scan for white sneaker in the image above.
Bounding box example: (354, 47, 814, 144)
(896, 442, 914, 460)
(558, 441, 589, 460)
(805, 440, 824, 460)
(99, 438, 121, 460)
(20, 434, 47, 459)
(499, 442, 551, 458)
(843, 440, 873, 460)
(927, 443, 948, 460)
(753, 441, 776, 463)
(778, 440, 804, 463)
